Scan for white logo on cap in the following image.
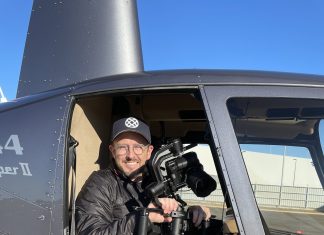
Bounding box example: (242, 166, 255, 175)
(125, 117, 139, 128)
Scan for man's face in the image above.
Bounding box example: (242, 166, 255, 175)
(109, 132, 153, 178)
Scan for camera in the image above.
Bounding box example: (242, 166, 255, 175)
(138, 138, 218, 235)
(144, 138, 216, 200)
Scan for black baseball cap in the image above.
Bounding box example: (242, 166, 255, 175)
(111, 117, 151, 143)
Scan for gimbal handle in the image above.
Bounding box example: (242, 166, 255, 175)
(135, 207, 163, 235)
(135, 205, 187, 235)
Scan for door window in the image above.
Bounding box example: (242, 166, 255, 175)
(228, 97, 324, 235)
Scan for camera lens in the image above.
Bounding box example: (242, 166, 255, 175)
(186, 167, 217, 197)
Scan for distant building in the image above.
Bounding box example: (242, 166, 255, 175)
(242, 151, 321, 188)
(0, 86, 8, 103)
(193, 145, 321, 188)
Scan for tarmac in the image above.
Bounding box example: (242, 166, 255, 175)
(186, 200, 324, 235)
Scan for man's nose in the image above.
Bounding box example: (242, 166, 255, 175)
(126, 147, 136, 159)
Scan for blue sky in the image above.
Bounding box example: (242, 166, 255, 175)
(1, 0, 324, 100)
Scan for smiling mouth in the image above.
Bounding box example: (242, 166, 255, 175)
(125, 161, 139, 165)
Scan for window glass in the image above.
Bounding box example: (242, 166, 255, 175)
(241, 144, 320, 188)
(228, 97, 324, 235)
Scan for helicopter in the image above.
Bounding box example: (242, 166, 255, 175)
(0, 1, 324, 234)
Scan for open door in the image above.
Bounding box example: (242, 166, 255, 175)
(67, 88, 236, 234)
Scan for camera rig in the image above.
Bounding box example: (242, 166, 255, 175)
(138, 138, 217, 235)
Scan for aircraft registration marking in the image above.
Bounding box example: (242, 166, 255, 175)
(0, 135, 24, 155)
(0, 163, 32, 177)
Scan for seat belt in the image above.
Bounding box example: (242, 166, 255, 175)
(68, 136, 79, 235)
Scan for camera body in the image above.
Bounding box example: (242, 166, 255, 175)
(144, 138, 216, 200)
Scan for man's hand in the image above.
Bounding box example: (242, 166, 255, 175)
(147, 198, 179, 223)
(187, 205, 211, 227)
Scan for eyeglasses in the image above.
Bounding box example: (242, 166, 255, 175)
(114, 144, 149, 155)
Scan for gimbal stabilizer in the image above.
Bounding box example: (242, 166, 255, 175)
(137, 139, 217, 235)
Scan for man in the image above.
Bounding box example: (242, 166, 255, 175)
(76, 117, 211, 234)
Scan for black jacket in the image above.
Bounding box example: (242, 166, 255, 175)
(75, 168, 153, 235)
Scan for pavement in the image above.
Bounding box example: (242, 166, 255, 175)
(186, 200, 324, 234)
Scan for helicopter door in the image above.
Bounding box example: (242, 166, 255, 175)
(201, 85, 324, 235)
(201, 85, 267, 235)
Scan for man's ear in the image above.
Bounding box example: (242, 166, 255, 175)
(146, 145, 154, 160)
